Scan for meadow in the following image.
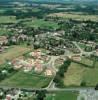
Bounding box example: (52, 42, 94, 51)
(0, 45, 31, 65)
(47, 12, 98, 21)
(21, 19, 59, 30)
(45, 91, 78, 100)
(0, 16, 17, 23)
(0, 70, 52, 88)
(64, 57, 98, 87)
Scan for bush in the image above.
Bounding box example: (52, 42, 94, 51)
(80, 81, 86, 87)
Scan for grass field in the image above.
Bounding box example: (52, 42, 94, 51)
(47, 13, 98, 21)
(0, 45, 31, 65)
(0, 28, 11, 36)
(22, 19, 59, 29)
(0, 71, 52, 88)
(64, 57, 98, 87)
(0, 16, 17, 23)
(45, 91, 78, 100)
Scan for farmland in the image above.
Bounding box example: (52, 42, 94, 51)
(47, 13, 98, 21)
(0, 45, 31, 65)
(0, 16, 17, 23)
(64, 57, 98, 87)
(45, 91, 78, 100)
(21, 19, 59, 29)
(0, 70, 52, 88)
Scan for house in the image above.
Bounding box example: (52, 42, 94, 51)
(0, 36, 8, 45)
(23, 64, 32, 72)
(26, 58, 34, 66)
(29, 50, 41, 58)
(13, 63, 23, 70)
(12, 57, 24, 69)
(45, 68, 53, 76)
(6, 94, 12, 100)
(18, 34, 28, 41)
(22, 60, 33, 72)
(0, 46, 3, 52)
(34, 60, 43, 72)
(34, 65, 43, 72)
(11, 36, 17, 43)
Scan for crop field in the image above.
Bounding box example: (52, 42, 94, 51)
(0, 45, 31, 65)
(0, 16, 17, 23)
(45, 91, 78, 100)
(0, 71, 52, 88)
(64, 57, 98, 87)
(22, 19, 59, 29)
(47, 13, 98, 21)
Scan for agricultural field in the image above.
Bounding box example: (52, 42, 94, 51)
(21, 19, 59, 29)
(0, 28, 11, 36)
(0, 70, 52, 88)
(64, 57, 98, 87)
(0, 16, 17, 23)
(0, 45, 31, 65)
(45, 91, 78, 100)
(47, 13, 98, 21)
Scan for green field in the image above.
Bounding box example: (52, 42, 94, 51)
(0, 71, 52, 88)
(22, 19, 59, 29)
(0, 28, 11, 36)
(64, 57, 98, 87)
(48, 13, 98, 21)
(0, 45, 31, 65)
(45, 91, 78, 100)
(0, 16, 17, 23)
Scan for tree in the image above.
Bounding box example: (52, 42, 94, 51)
(91, 52, 98, 67)
(36, 90, 47, 100)
(80, 81, 86, 87)
(95, 84, 98, 90)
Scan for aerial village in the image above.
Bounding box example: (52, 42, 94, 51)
(0, 31, 98, 87)
(0, 35, 56, 76)
(1, 2, 98, 100)
(11, 49, 55, 76)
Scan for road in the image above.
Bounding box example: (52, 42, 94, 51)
(73, 41, 94, 56)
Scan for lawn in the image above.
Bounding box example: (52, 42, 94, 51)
(63, 57, 98, 87)
(22, 19, 59, 29)
(45, 91, 78, 100)
(0, 71, 52, 88)
(0, 45, 31, 65)
(47, 13, 98, 21)
(0, 16, 17, 23)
